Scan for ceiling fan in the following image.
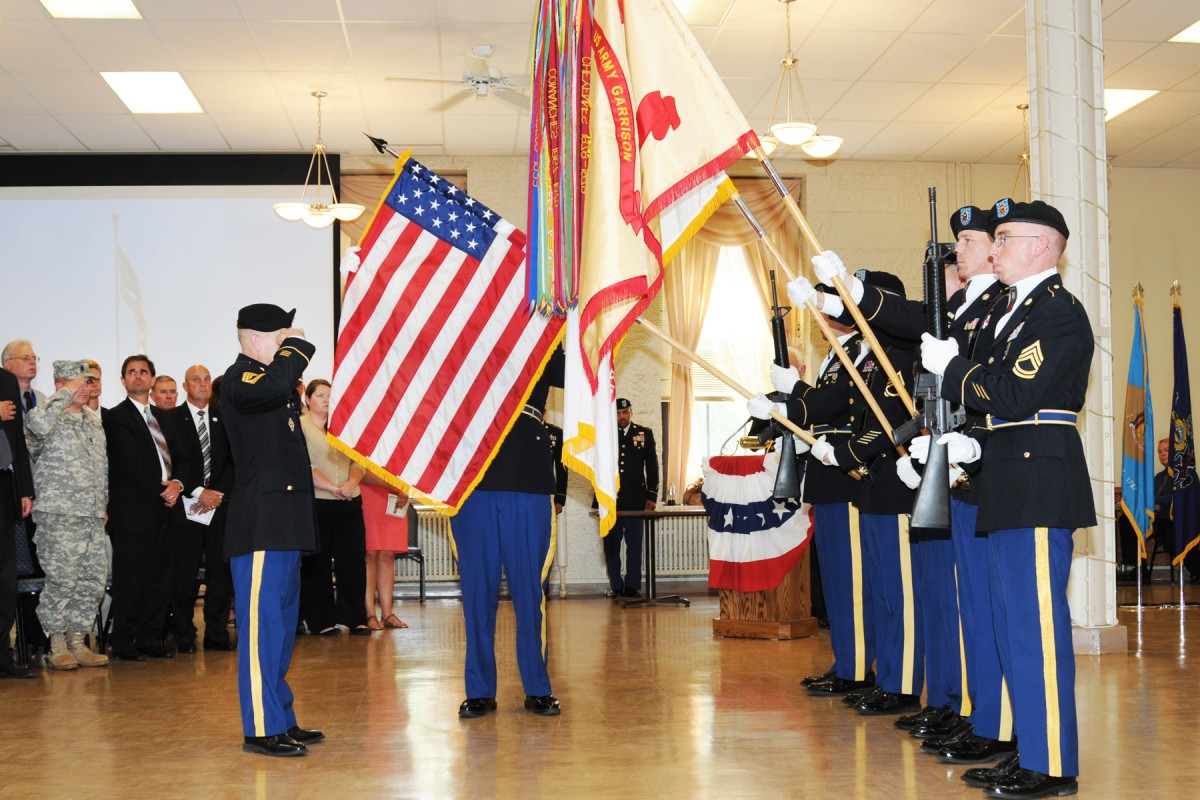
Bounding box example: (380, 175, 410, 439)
(387, 45, 530, 112)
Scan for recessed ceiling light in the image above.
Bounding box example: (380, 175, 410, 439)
(101, 72, 203, 114)
(1104, 89, 1159, 121)
(1169, 20, 1200, 43)
(675, 0, 735, 26)
(39, 0, 141, 19)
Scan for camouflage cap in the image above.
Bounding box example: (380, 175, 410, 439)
(53, 359, 91, 381)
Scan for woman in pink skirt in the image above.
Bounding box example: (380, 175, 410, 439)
(361, 481, 409, 629)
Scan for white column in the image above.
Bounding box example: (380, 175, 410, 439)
(1025, 0, 1124, 649)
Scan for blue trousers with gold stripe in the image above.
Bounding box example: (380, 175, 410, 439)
(230, 550, 301, 738)
(914, 536, 961, 709)
(452, 490, 555, 699)
(813, 503, 873, 681)
(860, 512, 922, 696)
(988, 527, 1077, 777)
(952, 498, 1012, 739)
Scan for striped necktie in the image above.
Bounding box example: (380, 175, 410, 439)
(1004, 288, 1017, 314)
(197, 409, 211, 485)
(144, 405, 173, 477)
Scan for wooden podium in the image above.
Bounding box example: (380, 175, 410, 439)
(712, 546, 818, 640)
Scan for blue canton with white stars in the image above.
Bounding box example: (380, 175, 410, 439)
(386, 158, 504, 258)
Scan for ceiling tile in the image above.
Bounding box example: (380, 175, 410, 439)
(948, 34, 1028, 85)
(236, 0, 340, 22)
(861, 33, 989, 84)
(55, 19, 175, 70)
(210, 114, 305, 151)
(1106, 88, 1200, 128)
(922, 122, 1026, 163)
(247, 21, 353, 73)
(1106, 126, 1167, 155)
(827, 81, 930, 121)
(184, 72, 286, 114)
(55, 114, 157, 150)
(436, 24, 533, 77)
(897, 83, 1009, 124)
(792, 30, 906, 82)
(434, 0, 534, 25)
(0, 19, 90, 72)
(819, 0, 929, 32)
(1114, 127, 1200, 164)
(152, 21, 267, 72)
(344, 23, 440, 74)
(341, 0, 439, 23)
(0, 114, 83, 150)
(0, 72, 42, 114)
(10, 71, 127, 114)
(908, 0, 1025, 35)
(1102, 0, 1200, 43)
(1106, 42, 1200, 88)
(361, 113, 444, 149)
(136, 0, 243, 21)
(136, 115, 230, 150)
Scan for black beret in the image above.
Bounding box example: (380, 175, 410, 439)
(616, 397, 631, 410)
(986, 198, 1069, 240)
(237, 303, 295, 332)
(853, 269, 906, 299)
(950, 205, 989, 237)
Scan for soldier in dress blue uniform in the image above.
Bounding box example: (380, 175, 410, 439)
(453, 346, 565, 719)
(605, 397, 659, 599)
(221, 303, 324, 758)
(920, 199, 1092, 799)
(750, 317, 876, 696)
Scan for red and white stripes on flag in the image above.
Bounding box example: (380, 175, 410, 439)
(329, 156, 564, 512)
(702, 454, 812, 593)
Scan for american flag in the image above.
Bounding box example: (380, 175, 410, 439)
(329, 156, 564, 511)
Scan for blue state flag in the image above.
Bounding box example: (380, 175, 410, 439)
(1170, 296, 1200, 564)
(1121, 294, 1155, 556)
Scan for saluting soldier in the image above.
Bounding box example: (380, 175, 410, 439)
(920, 199, 1092, 799)
(750, 316, 876, 696)
(221, 304, 323, 758)
(25, 361, 109, 670)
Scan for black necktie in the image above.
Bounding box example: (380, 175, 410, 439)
(23, 391, 34, 412)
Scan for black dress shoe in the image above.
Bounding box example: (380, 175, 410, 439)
(843, 685, 884, 706)
(203, 639, 238, 651)
(243, 734, 307, 757)
(287, 725, 325, 744)
(524, 694, 561, 716)
(458, 697, 498, 718)
(962, 753, 1021, 788)
(938, 733, 1018, 763)
(0, 662, 36, 679)
(856, 691, 921, 715)
(139, 646, 175, 659)
(801, 667, 836, 687)
(985, 768, 1077, 798)
(621, 587, 642, 598)
(909, 708, 967, 738)
(177, 643, 197, 654)
(895, 705, 942, 730)
(920, 723, 975, 752)
(112, 651, 147, 662)
(807, 673, 875, 696)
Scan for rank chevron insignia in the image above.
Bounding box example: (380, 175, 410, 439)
(1013, 341, 1044, 379)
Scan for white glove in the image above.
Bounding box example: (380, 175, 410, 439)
(812, 250, 847, 285)
(810, 435, 838, 466)
(920, 332, 960, 376)
(908, 434, 931, 464)
(772, 364, 800, 394)
(747, 393, 781, 420)
(787, 275, 818, 309)
(896, 456, 922, 490)
(937, 432, 982, 465)
(342, 245, 362, 273)
(793, 435, 811, 456)
(948, 465, 965, 487)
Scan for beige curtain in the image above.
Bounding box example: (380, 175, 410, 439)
(664, 238, 719, 498)
(663, 176, 804, 492)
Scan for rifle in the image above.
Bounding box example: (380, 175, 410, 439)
(758, 269, 801, 501)
(903, 187, 964, 529)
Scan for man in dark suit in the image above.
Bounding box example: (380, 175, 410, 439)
(0, 366, 36, 678)
(165, 364, 236, 653)
(221, 304, 322, 757)
(922, 199, 1092, 799)
(603, 398, 659, 599)
(103, 354, 192, 661)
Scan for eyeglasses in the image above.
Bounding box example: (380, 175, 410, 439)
(8, 355, 39, 363)
(994, 234, 1041, 248)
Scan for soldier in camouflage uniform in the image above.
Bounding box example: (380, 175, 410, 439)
(25, 360, 109, 670)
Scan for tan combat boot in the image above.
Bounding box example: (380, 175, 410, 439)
(67, 631, 109, 668)
(47, 633, 79, 671)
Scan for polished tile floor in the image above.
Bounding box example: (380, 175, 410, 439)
(2, 580, 1196, 799)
